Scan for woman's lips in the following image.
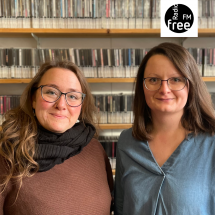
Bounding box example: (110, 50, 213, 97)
(157, 98, 174, 101)
(50, 113, 66, 118)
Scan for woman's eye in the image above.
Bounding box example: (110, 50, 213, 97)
(149, 78, 158, 83)
(69, 95, 78, 100)
(47, 90, 57, 95)
(172, 78, 182, 82)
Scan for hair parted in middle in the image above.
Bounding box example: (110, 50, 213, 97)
(132, 42, 215, 141)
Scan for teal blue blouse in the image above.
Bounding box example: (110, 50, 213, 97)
(114, 128, 215, 215)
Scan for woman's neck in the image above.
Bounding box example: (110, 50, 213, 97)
(150, 112, 185, 137)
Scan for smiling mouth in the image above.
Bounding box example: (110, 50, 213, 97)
(50, 113, 66, 118)
(157, 98, 174, 101)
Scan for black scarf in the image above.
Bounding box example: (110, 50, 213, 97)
(35, 122, 96, 172)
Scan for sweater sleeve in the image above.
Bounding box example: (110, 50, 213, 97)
(114, 141, 124, 215)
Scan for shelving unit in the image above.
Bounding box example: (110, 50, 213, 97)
(98, 124, 132, 130)
(0, 77, 214, 84)
(1, 29, 215, 132)
(1, 28, 215, 38)
(0, 28, 159, 38)
(0, 124, 132, 130)
(0, 78, 136, 84)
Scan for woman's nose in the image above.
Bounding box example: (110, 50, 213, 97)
(158, 80, 171, 93)
(55, 94, 67, 109)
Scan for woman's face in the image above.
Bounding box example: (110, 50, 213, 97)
(32, 68, 82, 133)
(143, 54, 189, 117)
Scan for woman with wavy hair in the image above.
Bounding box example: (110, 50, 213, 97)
(114, 42, 215, 215)
(0, 61, 113, 215)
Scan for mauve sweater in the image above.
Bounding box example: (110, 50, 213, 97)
(0, 138, 113, 215)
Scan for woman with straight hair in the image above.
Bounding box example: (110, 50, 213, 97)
(114, 42, 215, 215)
(0, 60, 113, 215)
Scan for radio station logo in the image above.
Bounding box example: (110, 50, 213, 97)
(165, 4, 194, 33)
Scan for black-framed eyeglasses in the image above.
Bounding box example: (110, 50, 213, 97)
(143, 77, 188, 91)
(36, 85, 86, 107)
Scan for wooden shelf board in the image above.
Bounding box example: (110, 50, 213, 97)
(98, 124, 132, 130)
(0, 28, 160, 38)
(0, 124, 131, 131)
(0, 79, 31, 83)
(0, 78, 135, 84)
(87, 78, 135, 83)
(0, 29, 109, 38)
(198, 29, 215, 37)
(109, 29, 160, 37)
(0, 77, 214, 84)
(202, 77, 215, 82)
(1, 28, 215, 37)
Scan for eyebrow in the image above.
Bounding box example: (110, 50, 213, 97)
(46, 84, 80, 92)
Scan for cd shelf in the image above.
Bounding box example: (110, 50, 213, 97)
(0, 77, 214, 84)
(1, 29, 215, 38)
(98, 124, 132, 130)
(0, 124, 132, 131)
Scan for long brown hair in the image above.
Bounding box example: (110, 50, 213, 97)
(0, 60, 97, 191)
(133, 42, 215, 141)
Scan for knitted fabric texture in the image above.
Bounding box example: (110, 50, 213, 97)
(35, 122, 96, 172)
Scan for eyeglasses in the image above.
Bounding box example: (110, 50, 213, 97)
(143, 77, 188, 91)
(37, 85, 86, 107)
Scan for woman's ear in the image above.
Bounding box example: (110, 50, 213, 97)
(32, 93, 36, 109)
(32, 108, 36, 116)
(187, 79, 189, 91)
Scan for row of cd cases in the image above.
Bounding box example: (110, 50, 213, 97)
(0, 0, 215, 29)
(0, 48, 149, 78)
(0, 0, 158, 29)
(2, 48, 215, 78)
(93, 94, 133, 124)
(1, 0, 214, 22)
(0, 94, 133, 125)
(188, 48, 215, 77)
(0, 95, 21, 125)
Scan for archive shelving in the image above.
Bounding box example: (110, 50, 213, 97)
(1, 28, 215, 131)
(1, 28, 215, 38)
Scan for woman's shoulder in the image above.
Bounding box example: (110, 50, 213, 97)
(119, 128, 133, 139)
(88, 137, 103, 149)
(186, 132, 215, 154)
(193, 132, 215, 144)
(117, 127, 142, 149)
(83, 138, 107, 158)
